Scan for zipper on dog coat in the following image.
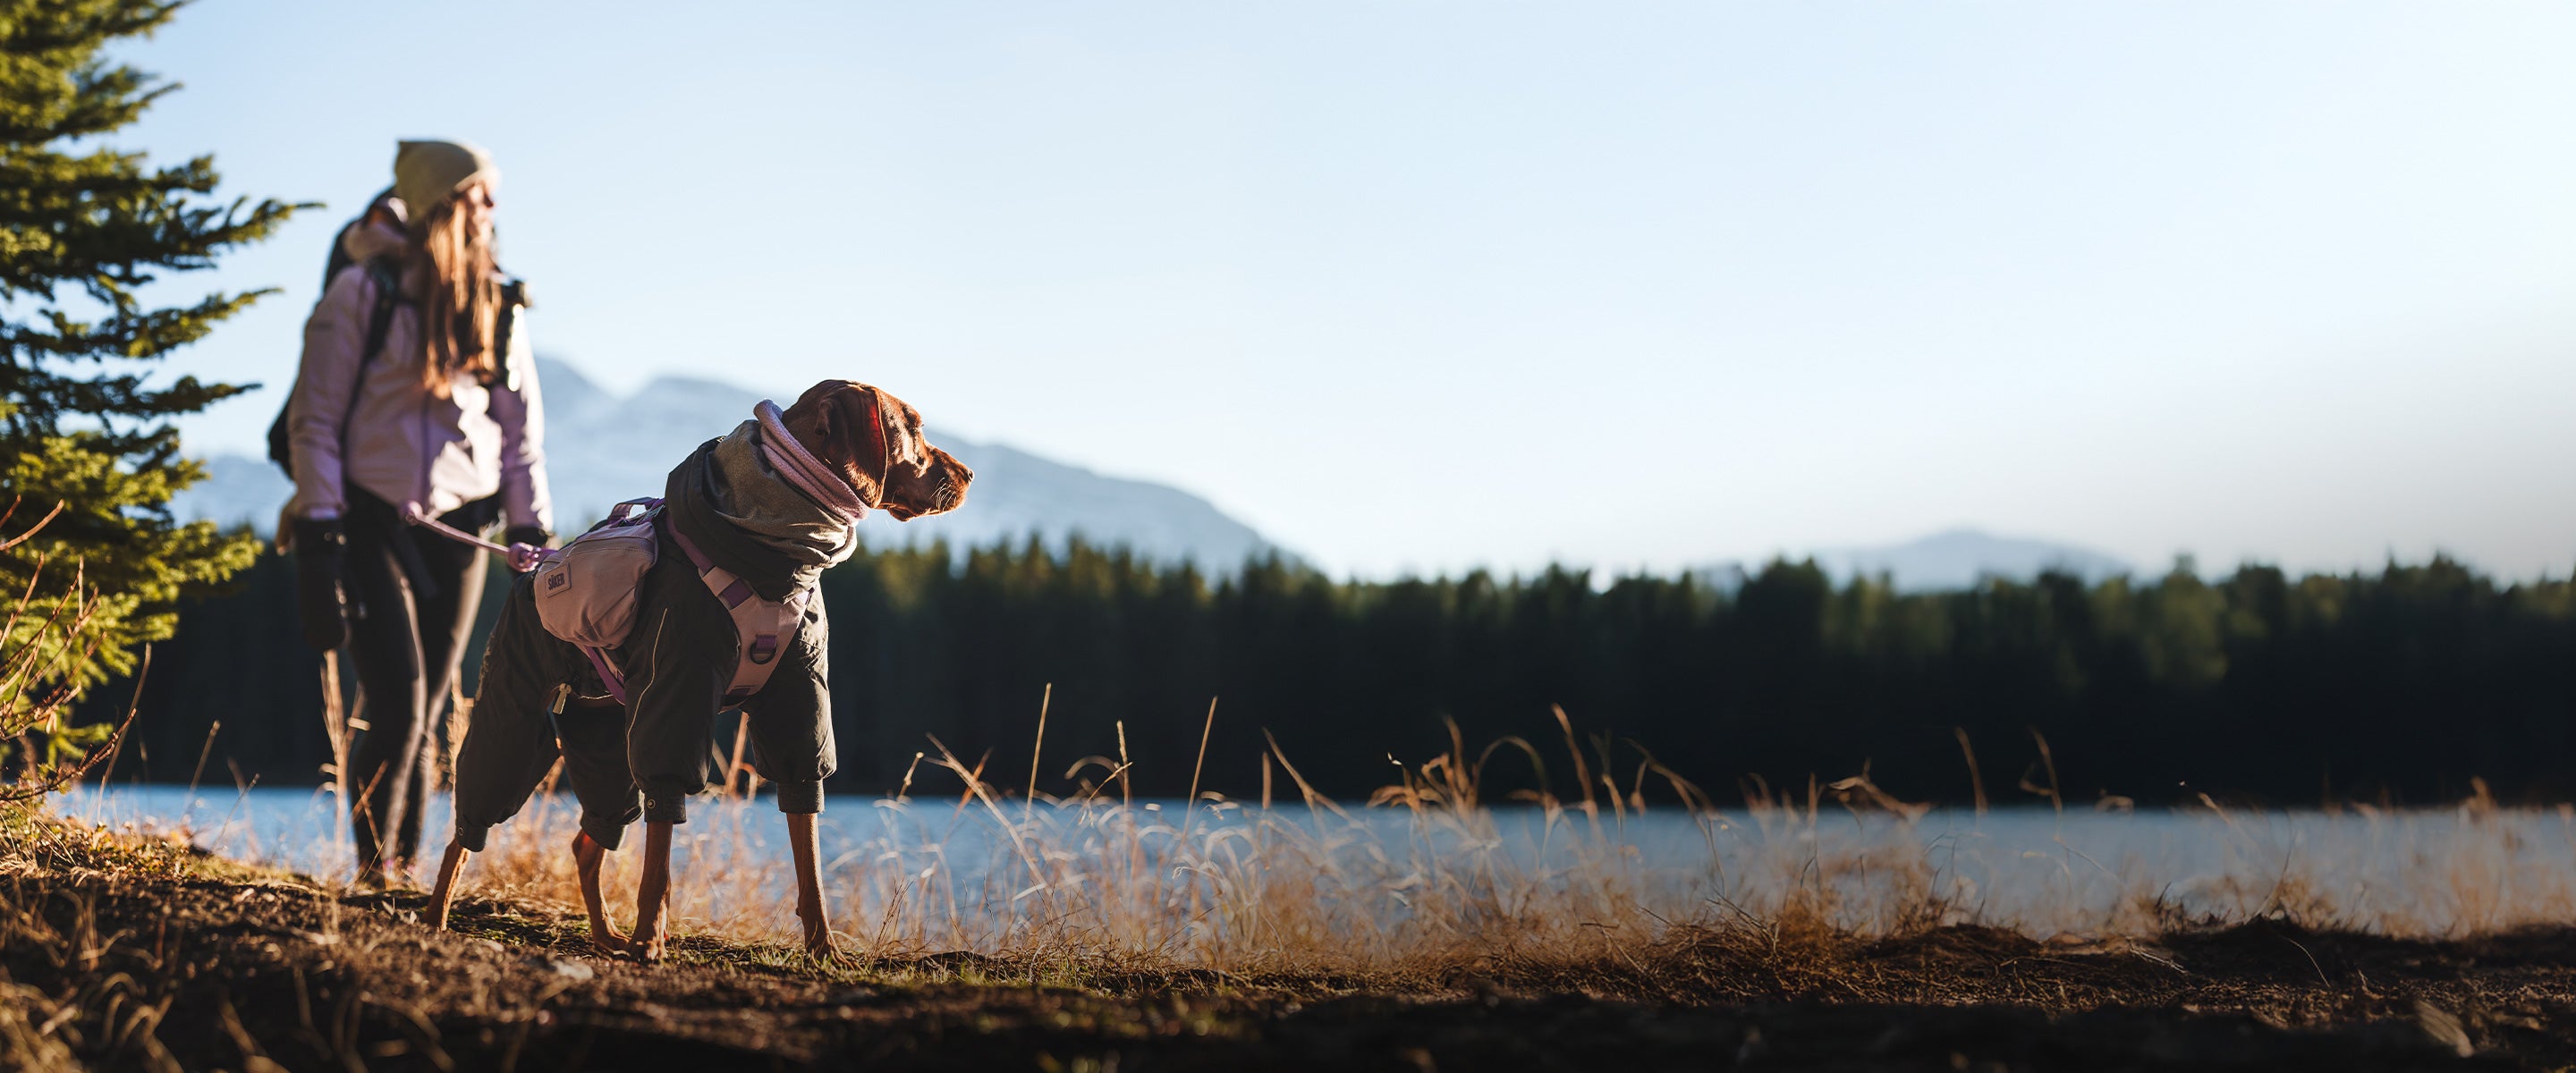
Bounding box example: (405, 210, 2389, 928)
(527, 495, 809, 706)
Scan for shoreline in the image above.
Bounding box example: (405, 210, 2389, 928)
(3, 809, 2563, 1070)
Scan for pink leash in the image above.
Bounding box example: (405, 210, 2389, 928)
(402, 504, 554, 573)
(409, 503, 624, 702)
(402, 399, 863, 574)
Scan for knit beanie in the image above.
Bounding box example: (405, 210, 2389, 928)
(392, 139, 497, 236)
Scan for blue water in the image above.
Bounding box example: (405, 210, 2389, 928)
(53, 784, 2576, 937)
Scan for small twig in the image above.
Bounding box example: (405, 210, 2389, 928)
(2279, 934, 2331, 988)
(0, 498, 66, 552)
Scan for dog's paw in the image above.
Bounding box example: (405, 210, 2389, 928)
(628, 931, 668, 963)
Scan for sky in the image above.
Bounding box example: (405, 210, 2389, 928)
(114, 1, 2576, 579)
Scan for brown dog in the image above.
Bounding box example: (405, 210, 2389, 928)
(427, 379, 970, 959)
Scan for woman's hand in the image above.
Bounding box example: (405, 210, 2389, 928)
(292, 517, 350, 650)
(503, 525, 552, 573)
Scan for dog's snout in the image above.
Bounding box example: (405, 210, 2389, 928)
(932, 459, 972, 513)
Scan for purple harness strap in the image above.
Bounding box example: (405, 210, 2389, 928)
(569, 518, 807, 708)
(570, 516, 809, 709)
(582, 646, 631, 706)
(663, 517, 809, 705)
(449, 401, 855, 709)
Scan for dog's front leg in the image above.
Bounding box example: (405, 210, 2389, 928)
(786, 812, 834, 958)
(572, 831, 630, 953)
(630, 820, 674, 961)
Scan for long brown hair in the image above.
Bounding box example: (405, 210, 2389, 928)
(413, 190, 500, 396)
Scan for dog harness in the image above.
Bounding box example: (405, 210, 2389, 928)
(414, 396, 864, 707)
(664, 512, 813, 704)
(524, 495, 813, 707)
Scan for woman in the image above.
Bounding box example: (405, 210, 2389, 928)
(285, 139, 551, 886)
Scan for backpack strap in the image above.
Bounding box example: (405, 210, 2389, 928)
(359, 258, 402, 368)
(661, 517, 810, 705)
(267, 256, 408, 476)
(495, 276, 530, 392)
(595, 496, 661, 531)
(332, 258, 405, 462)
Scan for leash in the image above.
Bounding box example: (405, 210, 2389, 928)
(399, 397, 865, 577)
(402, 503, 553, 573)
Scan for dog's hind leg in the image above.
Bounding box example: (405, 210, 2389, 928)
(448, 576, 572, 870)
(572, 830, 630, 952)
(550, 700, 641, 953)
(427, 842, 470, 930)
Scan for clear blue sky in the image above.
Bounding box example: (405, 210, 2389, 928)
(123, 1, 2576, 578)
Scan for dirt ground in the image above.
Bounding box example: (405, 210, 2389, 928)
(4, 823, 2572, 1071)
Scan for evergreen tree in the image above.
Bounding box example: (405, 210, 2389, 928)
(70, 530, 2576, 805)
(0, 0, 306, 689)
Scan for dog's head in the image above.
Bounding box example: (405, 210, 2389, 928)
(778, 379, 972, 521)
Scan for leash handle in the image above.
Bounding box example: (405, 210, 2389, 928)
(402, 503, 555, 573)
(505, 542, 554, 573)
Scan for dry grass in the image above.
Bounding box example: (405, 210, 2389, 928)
(28, 633, 2576, 1069)
(418, 710, 2576, 986)
(0, 499, 132, 808)
(9, 792, 2573, 1071)
(20, 706, 2576, 1069)
(446, 717, 1783, 981)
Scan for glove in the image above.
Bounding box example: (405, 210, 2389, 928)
(292, 517, 350, 651)
(503, 525, 553, 574)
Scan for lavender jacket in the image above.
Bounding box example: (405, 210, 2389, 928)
(284, 218, 551, 531)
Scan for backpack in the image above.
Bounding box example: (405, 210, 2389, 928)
(267, 188, 530, 480)
(530, 496, 812, 707)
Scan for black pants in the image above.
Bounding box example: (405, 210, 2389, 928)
(343, 490, 492, 874)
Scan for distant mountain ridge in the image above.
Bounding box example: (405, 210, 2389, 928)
(177, 368, 2130, 588)
(1699, 528, 2136, 591)
(173, 356, 1284, 569)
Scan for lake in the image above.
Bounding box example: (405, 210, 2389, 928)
(52, 784, 2576, 948)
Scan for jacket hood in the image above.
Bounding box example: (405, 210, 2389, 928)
(339, 196, 410, 266)
(337, 215, 407, 266)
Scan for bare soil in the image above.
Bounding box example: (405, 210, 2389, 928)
(3, 819, 2570, 1071)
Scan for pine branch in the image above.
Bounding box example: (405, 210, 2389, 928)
(0, 0, 295, 695)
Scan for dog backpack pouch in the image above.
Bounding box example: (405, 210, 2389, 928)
(530, 498, 663, 660)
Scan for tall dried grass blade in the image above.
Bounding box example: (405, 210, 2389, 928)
(725, 713, 751, 800)
(1023, 682, 1051, 824)
(1554, 705, 1596, 816)
(1953, 727, 1990, 817)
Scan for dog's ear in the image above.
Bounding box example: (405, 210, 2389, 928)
(781, 379, 893, 506)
